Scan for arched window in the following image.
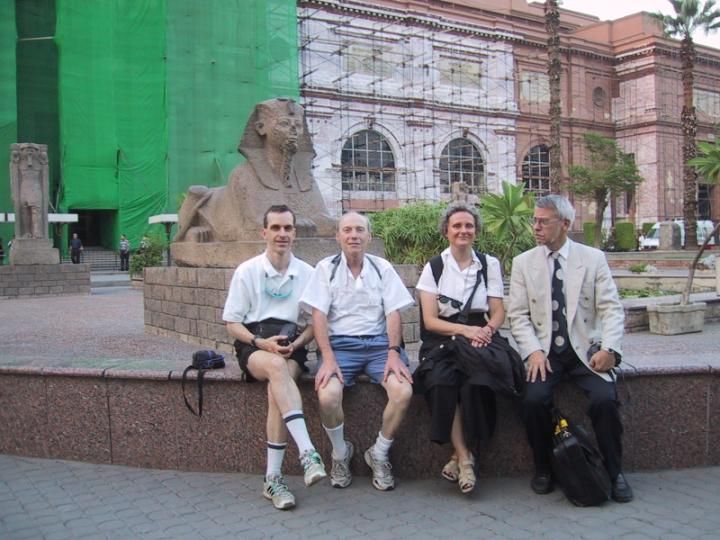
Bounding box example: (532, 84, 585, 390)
(439, 138, 485, 194)
(522, 144, 550, 195)
(341, 130, 396, 192)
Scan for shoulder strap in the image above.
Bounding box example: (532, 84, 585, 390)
(429, 255, 443, 285)
(329, 253, 382, 282)
(182, 365, 206, 417)
(429, 251, 486, 287)
(474, 250, 488, 288)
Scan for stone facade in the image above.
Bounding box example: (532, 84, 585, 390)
(0, 264, 90, 299)
(299, 0, 720, 227)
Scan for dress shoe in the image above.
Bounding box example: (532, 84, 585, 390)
(611, 473, 634, 503)
(530, 471, 554, 494)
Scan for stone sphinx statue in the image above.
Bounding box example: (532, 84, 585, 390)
(172, 98, 336, 268)
(9, 142, 59, 264)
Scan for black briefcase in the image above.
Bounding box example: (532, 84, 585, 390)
(551, 409, 611, 507)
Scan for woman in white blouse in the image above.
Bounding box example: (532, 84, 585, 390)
(414, 203, 509, 494)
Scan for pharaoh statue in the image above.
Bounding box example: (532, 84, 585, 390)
(11, 143, 49, 240)
(172, 98, 337, 267)
(9, 142, 59, 264)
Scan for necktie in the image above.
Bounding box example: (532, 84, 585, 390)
(550, 253, 569, 354)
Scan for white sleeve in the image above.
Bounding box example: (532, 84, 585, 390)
(222, 266, 252, 323)
(299, 261, 332, 316)
(486, 256, 504, 298)
(415, 262, 438, 295)
(381, 264, 414, 315)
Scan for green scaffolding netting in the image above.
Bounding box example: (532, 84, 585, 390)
(5, 0, 300, 252)
(165, 0, 300, 208)
(0, 0, 17, 247)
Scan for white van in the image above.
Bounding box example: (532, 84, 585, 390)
(641, 220, 716, 249)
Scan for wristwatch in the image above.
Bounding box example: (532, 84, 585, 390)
(388, 345, 402, 354)
(251, 335, 261, 348)
(603, 347, 622, 366)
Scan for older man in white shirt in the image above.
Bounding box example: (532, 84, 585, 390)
(300, 212, 414, 491)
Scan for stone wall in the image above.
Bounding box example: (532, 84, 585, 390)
(0, 264, 90, 299)
(143, 266, 422, 353)
(1, 363, 718, 477)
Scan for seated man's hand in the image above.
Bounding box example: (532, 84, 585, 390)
(315, 353, 344, 391)
(258, 335, 293, 357)
(383, 350, 413, 385)
(526, 350, 552, 383)
(589, 349, 615, 372)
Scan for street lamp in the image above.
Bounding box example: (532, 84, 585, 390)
(148, 214, 178, 267)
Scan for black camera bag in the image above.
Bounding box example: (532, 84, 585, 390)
(551, 408, 611, 506)
(182, 350, 225, 417)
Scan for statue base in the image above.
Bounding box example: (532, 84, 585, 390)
(171, 237, 385, 268)
(9, 238, 60, 265)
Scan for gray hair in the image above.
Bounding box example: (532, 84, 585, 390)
(535, 194, 575, 225)
(439, 202, 481, 236)
(338, 211, 371, 233)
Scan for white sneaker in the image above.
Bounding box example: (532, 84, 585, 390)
(300, 449, 327, 487)
(330, 441, 354, 488)
(364, 446, 395, 491)
(263, 475, 296, 510)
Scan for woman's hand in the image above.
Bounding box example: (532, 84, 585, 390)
(464, 324, 493, 348)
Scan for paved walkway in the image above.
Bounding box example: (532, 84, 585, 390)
(1, 282, 719, 538)
(1, 454, 719, 539)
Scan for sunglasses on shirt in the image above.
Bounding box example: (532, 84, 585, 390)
(438, 295, 463, 309)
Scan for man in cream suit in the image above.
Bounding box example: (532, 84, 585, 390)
(508, 194, 632, 503)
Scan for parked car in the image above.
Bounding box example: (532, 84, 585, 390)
(640, 220, 716, 249)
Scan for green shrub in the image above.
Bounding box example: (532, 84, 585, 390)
(628, 263, 648, 273)
(369, 188, 535, 274)
(129, 233, 165, 277)
(615, 221, 636, 251)
(641, 222, 655, 235)
(583, 222, 596, 245)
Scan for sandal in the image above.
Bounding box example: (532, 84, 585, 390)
(441, 455, 459, 483)
(458, 459, 476, 494)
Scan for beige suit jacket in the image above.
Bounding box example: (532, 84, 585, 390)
(507, 240, 624, 382)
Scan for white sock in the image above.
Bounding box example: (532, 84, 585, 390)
(372, 431, 393, 461)
(266, 441, 286, 478)
(282, 410, 314, 456)
(323, 423, 347, 460)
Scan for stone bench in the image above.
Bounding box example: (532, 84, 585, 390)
(1, 360, 718, 479)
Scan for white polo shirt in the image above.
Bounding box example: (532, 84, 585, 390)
(416, 248, 504, 318)
(299, 253, 414, 336)
(223, 252, 313, 325)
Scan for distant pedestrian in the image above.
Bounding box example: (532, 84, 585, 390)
(0, 238, 4, 265)
(70, 233, 83, 264)
(119, 234, 130, 271)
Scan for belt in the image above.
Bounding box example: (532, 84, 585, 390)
(332, 334, 381, 340)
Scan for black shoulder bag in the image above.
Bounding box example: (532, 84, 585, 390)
(182, 350, 225, 417)
(551, 408, 611, 506)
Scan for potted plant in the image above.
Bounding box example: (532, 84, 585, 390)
(646, 137, 720, 334)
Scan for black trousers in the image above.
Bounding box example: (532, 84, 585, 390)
(120, 251, 129, 271)
(70, 249, 81, 264)
(521, 347, 623, 480)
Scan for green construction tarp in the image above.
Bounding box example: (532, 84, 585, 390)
(4, 0, 300, 251)
(0, 0, 17, 247)
(165, 0, 300, 207)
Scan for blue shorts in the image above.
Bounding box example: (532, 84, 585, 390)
(322, 334, 409, 386)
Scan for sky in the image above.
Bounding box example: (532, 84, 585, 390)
(560, 0, 720, 50)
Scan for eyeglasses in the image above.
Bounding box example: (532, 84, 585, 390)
(532, 217, 562, 227)
(438, 295, 463, 309)
(264, 273, 294, 299)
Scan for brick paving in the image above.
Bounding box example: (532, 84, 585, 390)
(1, 454, 719, 539)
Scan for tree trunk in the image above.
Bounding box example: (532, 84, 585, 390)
(681, 36, 699, 249)
(545, 0, 562, 193)
(594, 189, 607, 248)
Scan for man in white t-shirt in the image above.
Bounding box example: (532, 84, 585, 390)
(224, 205, 326, 510)
(300, 212, 414, 491)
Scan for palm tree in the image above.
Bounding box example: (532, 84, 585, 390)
(545, 0, 562, 192)
(652, 0, 720, 249)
